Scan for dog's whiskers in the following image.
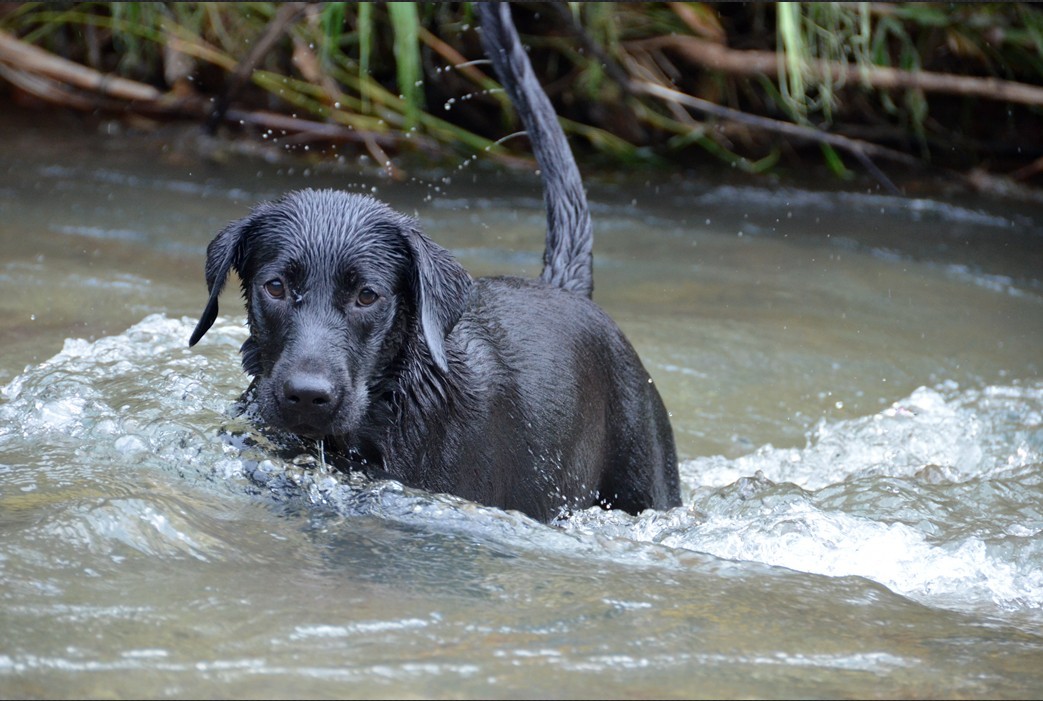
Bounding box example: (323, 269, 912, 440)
(316, 438, 327, 470)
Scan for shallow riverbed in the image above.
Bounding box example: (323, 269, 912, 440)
(1, 109, 1041, 699)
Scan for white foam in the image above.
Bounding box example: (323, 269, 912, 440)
(654, 499, 1043, 613)
(5, 317, 1041, 622)
(612, 380, 1043, 616)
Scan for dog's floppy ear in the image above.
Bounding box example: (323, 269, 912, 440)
(403, 226, 472, 372)
(188, 215, 256, 347)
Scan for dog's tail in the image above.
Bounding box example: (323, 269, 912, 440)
(477, 2, 593, 298)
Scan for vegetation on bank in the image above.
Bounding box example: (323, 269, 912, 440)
(1, 2, 1041, 191)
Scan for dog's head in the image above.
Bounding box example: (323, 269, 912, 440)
(189, 189, 472, 439)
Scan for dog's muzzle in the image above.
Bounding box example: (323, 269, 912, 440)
(277, 369, 343, 436)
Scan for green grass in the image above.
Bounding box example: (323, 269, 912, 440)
(1, 2, 1040, 177)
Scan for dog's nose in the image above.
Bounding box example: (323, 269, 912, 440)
(282, 371, 338, 417)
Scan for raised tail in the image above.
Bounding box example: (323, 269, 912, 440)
(477, 2, 593, 298)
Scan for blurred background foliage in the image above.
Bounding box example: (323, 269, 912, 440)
(1, 1, 1041, 187)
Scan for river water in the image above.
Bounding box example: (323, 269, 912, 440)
(1, 108, 1041, 698)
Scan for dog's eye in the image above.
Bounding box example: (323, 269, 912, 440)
(264, 279, 286, 299)
(357, 288, 378, 307)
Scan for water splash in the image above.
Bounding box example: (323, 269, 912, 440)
(565, 380, 1043, 619)
(3, 315, 1041, 625)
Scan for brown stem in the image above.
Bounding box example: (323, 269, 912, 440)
(0, 29, 160, 102)
(626, 35, 1043, 107)
(204, 2, 307, 135)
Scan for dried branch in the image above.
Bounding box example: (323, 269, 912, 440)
(0, 28, 160, 102)
(633, 80, 918, 165)
(626, 34, 1043, 107)
(205, 2, 307, 135)
(631, 80, 919, 193)
(0, 28, 425, 153)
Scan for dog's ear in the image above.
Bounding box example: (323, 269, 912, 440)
(188, 215, 256, 347)
(403, 226, 472, 372)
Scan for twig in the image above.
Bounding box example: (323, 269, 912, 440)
(545, 2, 636, 99)
(222, 107, 407, 148)
(0, 29, 160, 102)
(631, 80, 914, 193)
(0, 62, 104, 110)
(205, 2, 307, 135)
(626, 34, 1043, 107)
(0, 44, 425, 153)
(418, 26, 496, 89)
(1009, 155, 1043, 181)
(519, 7, 911, 189)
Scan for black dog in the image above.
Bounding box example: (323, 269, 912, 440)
(189, 2, 680, 522)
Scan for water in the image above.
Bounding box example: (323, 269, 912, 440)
(1, 109, 1042, 698)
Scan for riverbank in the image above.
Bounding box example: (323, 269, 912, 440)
(2, 2, 1042, 198)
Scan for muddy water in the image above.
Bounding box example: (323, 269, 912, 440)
(1, 109, 1041, 699)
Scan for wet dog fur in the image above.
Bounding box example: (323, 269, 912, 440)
(189, 3, 680, 522)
